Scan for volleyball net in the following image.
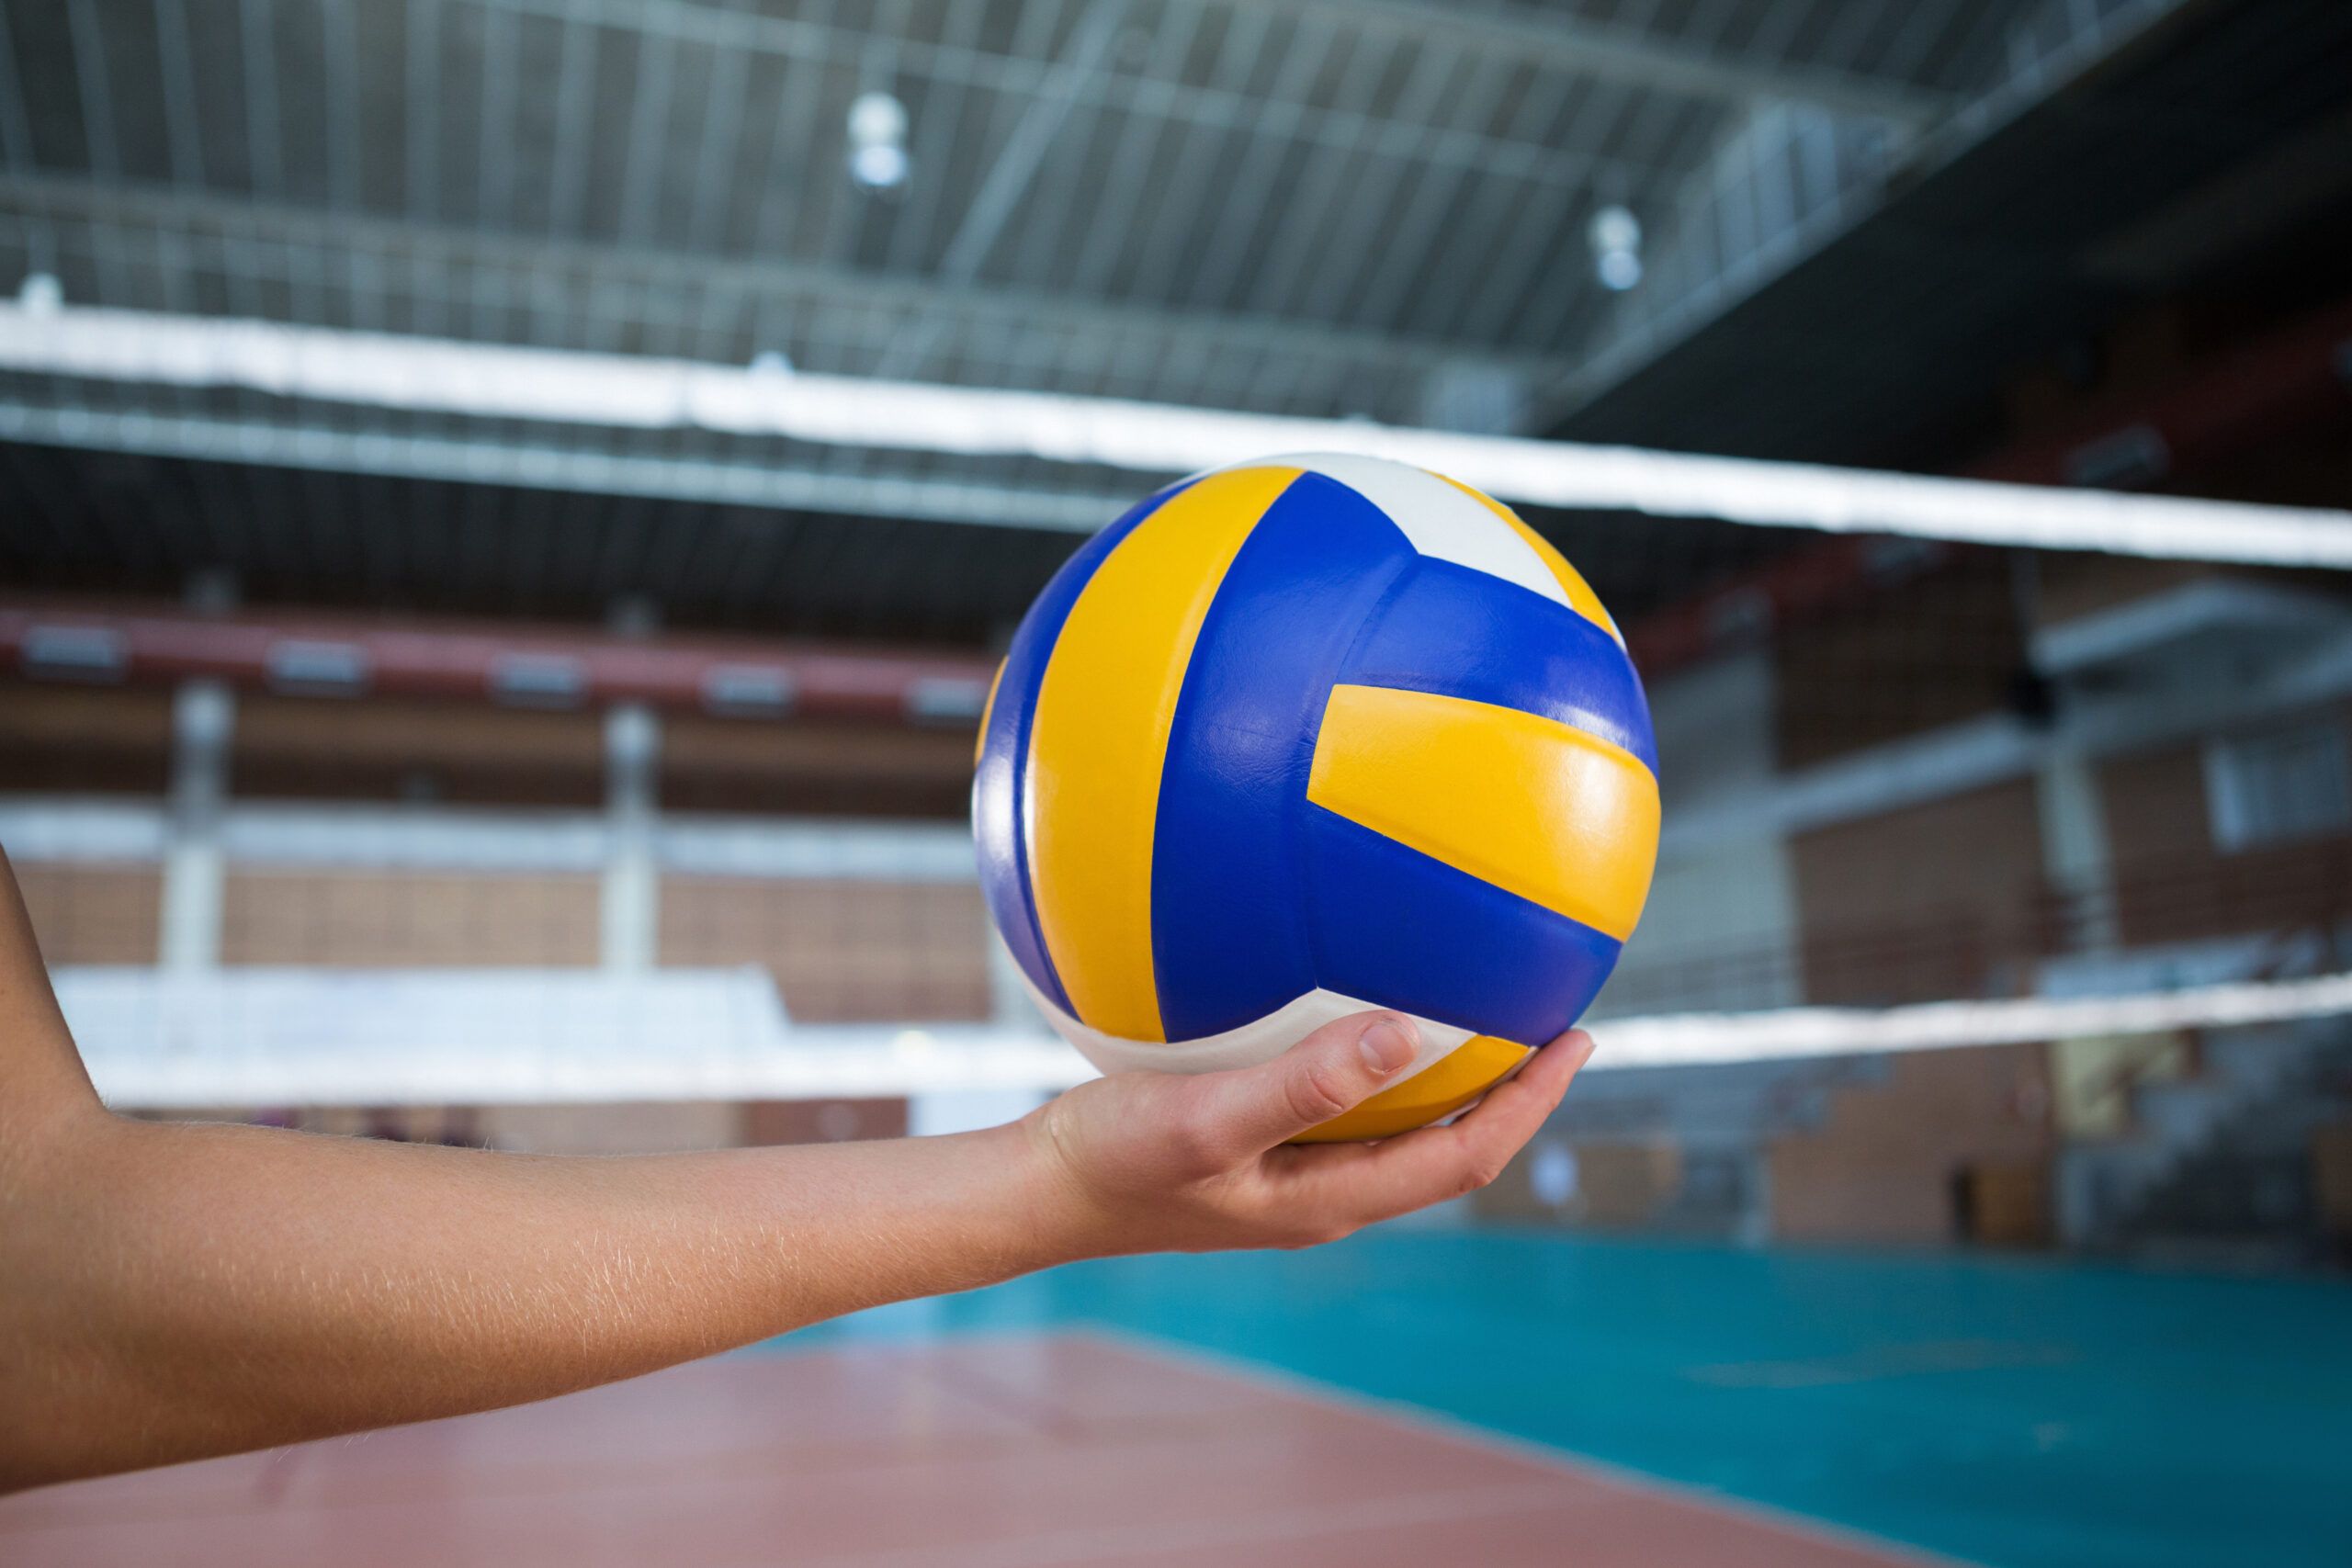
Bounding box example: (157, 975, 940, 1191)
(2, 297, 2349, 1119)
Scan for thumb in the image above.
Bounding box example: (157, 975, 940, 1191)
(1191, 1011, 1421, 1156)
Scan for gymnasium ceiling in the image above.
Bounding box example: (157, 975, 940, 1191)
(0, 0, 2345, 644)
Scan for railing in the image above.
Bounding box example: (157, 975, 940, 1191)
(1602, 840, 2352, 1019)
(2053, 840, 2352, 963)
(14, 795, 2352, 1030)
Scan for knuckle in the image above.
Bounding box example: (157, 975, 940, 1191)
(1283, 1062, 1352, 1125)
(1449, 1149, 1508, 1198)
(1278, 1217, 1351, 1250)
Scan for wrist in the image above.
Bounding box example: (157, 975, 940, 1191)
(998, 1111, 1125, 1266)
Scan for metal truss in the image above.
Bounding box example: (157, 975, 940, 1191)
(0, 0, 2177, 525)
(1248, 0, 1955, 123)
(0, 173, 1562, 423)
(0, 400, 1125, 533)
(1544, 0, 2199, 427)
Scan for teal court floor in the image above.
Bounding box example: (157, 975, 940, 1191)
(769, 1231, 2352, 1568)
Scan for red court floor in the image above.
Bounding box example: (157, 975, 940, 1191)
(0, 1334, 1937, 1566)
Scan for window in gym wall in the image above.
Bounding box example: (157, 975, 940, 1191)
(2203, 719, 2352, 852)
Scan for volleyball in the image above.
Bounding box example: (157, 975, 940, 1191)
(974, 453, 1660, 1141)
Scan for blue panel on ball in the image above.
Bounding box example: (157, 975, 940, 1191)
(1341, 556, 1659, 776)
(1149, 471, 1418, 1042)
(973, 479, 1191, 1016)
(1302, 807, 1623, 1047)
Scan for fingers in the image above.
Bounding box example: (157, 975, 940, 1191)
(1278, 1029, 1596, 1223)
(1181, 1010, 1423, 1162)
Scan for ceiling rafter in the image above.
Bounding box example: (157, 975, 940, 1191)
(0, 173, 1566, 398)
(462, 0, 1693, 194)
(0, 400, 1128, 533)
(1223, 0, 1952, 124)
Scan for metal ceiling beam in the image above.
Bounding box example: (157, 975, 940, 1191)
(1248, 0, 1953, 125)
(0, 173, 1555, 391)
(1535, 0, 2196, 430)
(874, 0, 1132, 379)
(465, 0, 1682, 191)
(0, 401, 1126, 533)
(1539, 100, 1884, 426)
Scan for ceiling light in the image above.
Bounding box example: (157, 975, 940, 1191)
(17, 273, 62, 316)
(846, 91, 910, 190)
(1587, 205, 1641, 256)
(849, 141, 909, 190)
(1588, 204, 1643, 292)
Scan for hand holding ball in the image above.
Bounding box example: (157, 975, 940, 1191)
(975, 454, 1657, 1140)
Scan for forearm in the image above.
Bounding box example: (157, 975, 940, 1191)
(0, 853, 1583, 1494)
(0, 1107, 1082, 1490)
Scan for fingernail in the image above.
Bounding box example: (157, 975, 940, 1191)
(1357, 1018, 1417, 1076)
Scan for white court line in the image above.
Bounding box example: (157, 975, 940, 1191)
(6, 302, 2351, 565)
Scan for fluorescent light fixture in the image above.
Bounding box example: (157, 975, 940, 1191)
(5, 303, 2352, 567)
(905, 674, 992, 722)
(701, 664, 797, 716)
(22, 624, 128, 680)
(266, 638, 370, 694)
(488, 652, 587, 707)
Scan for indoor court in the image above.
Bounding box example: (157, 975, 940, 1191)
(8, 1239, 2351, 1565)
(4, 0, 2352, 1563)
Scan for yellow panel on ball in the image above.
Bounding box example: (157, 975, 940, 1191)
(1024, 465, 1302, 1043)
(1296, 1035, 1535, 1144)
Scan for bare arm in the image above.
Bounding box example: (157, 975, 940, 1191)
(0, 849, 1589, 1492)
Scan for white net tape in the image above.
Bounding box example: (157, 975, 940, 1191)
(62, 966, 2352, 1107)
(6, 303, 2352, 566)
